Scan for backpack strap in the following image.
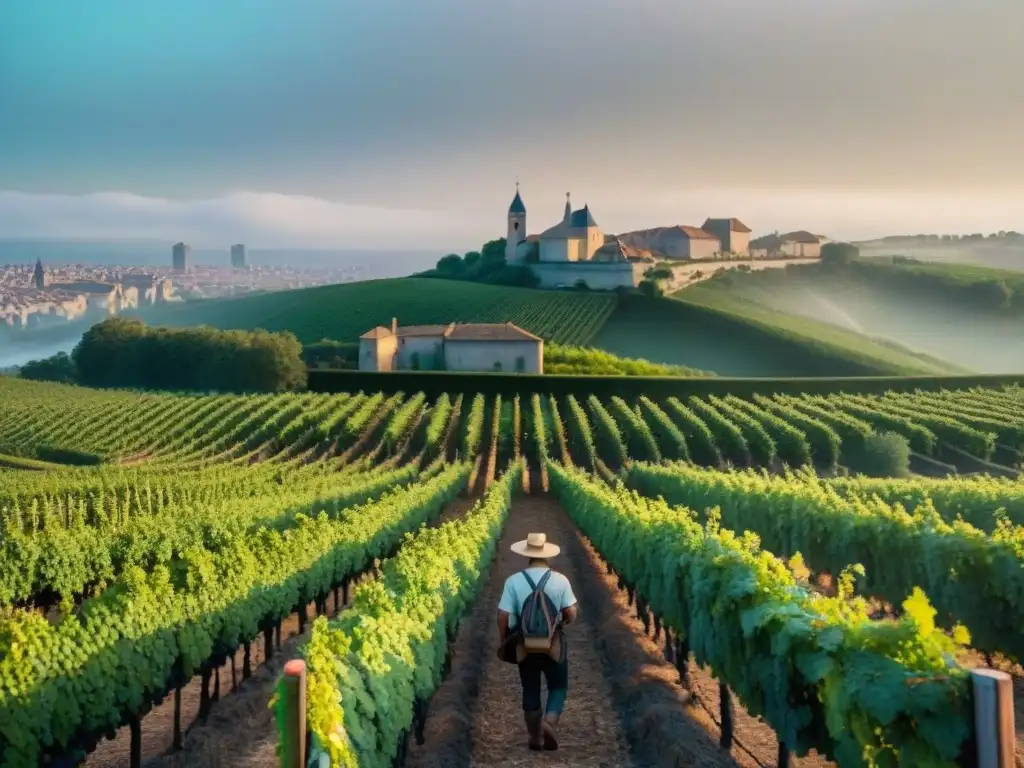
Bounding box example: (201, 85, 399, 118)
(521, 570, 537, 591)
(536, 570, 553, 591)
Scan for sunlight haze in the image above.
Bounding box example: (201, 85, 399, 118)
(1, 0, 1022, 248)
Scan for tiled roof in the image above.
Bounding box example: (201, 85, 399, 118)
(677, 226, 718, 240)
(359, 326, 393, 340)
(509, 191, 526, 214)
(396, 324, 449, 337)
(540, 222, 571, 239)
(570, 205, 598, 228)
(781, 230, 821, 243)
(702, 217, 752, 233)
(444, 323, 542, 342)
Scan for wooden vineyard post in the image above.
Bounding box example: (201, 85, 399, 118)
(971, 669, 1014, 768)
(719, 681, 733, 750)
(279, 659, 308, 768)
(129, 714, 142, 768)
(172, 687, 183, 751)
(778, 742, 793, 767)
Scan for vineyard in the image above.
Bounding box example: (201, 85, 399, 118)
(141, 277, 618, 346)
(135, 277, 963, 377)
(1, 375, 1022, 767)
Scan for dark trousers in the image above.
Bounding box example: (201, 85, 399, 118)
(518, 643, 569, 714)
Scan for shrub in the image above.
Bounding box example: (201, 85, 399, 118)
(18, 352, 78, 384)
(72, 317, 307, 392)
(821, 242, 859, 265)
(844, 431, 911, 477)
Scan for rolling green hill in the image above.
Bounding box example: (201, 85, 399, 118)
(134, 274, 967, 378)
(675, 260, 1020, 374)
(138, 278, 617, 346)
(590, 293, 964, 377)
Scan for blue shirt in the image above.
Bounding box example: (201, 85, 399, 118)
(498, 567, 577, 629)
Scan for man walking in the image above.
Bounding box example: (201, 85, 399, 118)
(497, 532, 578, 751)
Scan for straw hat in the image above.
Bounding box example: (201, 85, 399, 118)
(510, 532, 561, 559)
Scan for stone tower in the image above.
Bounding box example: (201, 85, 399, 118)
(32, 258, 46, 289)
(506, 182, 527, 263)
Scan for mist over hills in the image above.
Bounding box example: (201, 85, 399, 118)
(0, 239, 440, 272)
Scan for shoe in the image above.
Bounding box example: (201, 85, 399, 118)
(542, 720, 558, 751)
(524, 709, 544, 750)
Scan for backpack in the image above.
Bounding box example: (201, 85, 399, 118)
(519, 570, 560, 654)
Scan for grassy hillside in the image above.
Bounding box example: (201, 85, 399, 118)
(687, 261, 1020, 374)
(591, 293, 965, 377)
(138, 277, 617, 345)
(864, 258, 1024, 284)
(857, 238, 1024, 273)
(675, 280, 967, 375)
(134, 275, 966, 377)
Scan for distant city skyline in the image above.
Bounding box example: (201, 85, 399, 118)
(2, 1, 1022, 249)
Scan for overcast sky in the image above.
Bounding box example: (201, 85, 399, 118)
(2, 1, 1022, 250)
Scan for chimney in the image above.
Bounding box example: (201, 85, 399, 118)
(391, 317, 397, 335)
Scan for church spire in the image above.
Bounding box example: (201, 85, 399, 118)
(508, 179, 526, 214)
(563, 192, 572, 225)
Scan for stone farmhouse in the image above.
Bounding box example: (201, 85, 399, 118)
(502, 185, 752, 289)
(359, 319, 543, 374)
(749, 231, 826, 259)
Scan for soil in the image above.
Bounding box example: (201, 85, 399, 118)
(83, 487, 997, 768)
(958, 650, 1024, 766)
(82, 494, 479, 768)
(406, 494, 831, 768)
(84, 600, 318, 768)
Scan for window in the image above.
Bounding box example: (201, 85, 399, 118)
(515, 356, 526, 373)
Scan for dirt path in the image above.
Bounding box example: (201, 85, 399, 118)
(407, 495, 742, 768)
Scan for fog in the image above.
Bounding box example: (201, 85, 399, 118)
(0, 335, 80, 370)
(712, 272, 1024, 374)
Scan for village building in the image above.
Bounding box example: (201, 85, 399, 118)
(701, 218, 752, 256)
(504, 187, 656, 289)
(359, 319, 543, 374)
(616, 225, 723, 260)
(749, 231, 825, 259)
(503, 185, 754, 287)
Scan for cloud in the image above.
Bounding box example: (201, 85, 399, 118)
(4, 187, 1024, 252)
(0, 191, 475, 249)
(2, 1, 1022, 203)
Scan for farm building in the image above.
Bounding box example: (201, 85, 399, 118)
(701, 218, 752, 256)
(616, 225, 722, 260)
(750, 231, 825, 258)
(359, 319, 543, 374)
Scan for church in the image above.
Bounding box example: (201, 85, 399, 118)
(503, 185, 655, 289)
(505, 186, 611, 264)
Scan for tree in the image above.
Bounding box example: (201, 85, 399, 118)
(72, 317, 306, 392)
(480, 238, 506, 265)
(638, 279, 663, 297)
(968, 279, 1013, 311)
(820, 242, 859, 265)
(645, 267, 672, 280)
(436, 254, 465, 274)
(484, 265, 540, 288)
(18, 352, 77, 384)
